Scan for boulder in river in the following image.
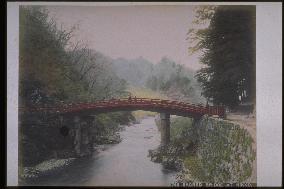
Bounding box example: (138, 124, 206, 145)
(20, 158, 76, 181)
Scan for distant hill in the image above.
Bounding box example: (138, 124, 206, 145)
(111, 56, 206, 104)
(112, 56, 154, 87)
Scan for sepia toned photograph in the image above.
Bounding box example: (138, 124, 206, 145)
(7, 2, 282, 187)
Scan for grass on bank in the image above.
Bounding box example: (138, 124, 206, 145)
(127, 86, 169, 120)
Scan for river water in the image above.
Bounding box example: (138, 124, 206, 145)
(28, 117, 177, 186)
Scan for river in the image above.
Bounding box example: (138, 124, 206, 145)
(27, 117, 177, 186)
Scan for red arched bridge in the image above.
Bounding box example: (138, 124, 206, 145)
(20, 97, 225, 119)
(20, 98, 225, 148)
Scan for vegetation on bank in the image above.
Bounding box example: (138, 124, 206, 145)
(94, 112, 136, 135)
(170, 117, 206, 181)
(151, 116, 256, 183)
(170, 117, 195, 147)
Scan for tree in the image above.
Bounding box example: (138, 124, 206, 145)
(188, 6, 256, 108)
(19, 6, 128, 106)
(146, 76, 158, 91)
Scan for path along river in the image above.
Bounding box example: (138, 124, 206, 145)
(29, 117, 177, 186)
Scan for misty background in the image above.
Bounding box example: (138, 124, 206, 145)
(46, 6, 202, 70)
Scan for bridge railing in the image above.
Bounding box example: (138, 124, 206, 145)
(19, 98, 225, 117)
(107, 98, 224, 117)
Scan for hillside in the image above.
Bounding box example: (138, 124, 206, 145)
(112, 56, 206, 104)
(112, 57, 154, 87)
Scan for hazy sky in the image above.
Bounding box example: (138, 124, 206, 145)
(46, 5, 202, 70)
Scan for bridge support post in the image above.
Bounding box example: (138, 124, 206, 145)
(160, 113, 170, 146)
(73, 115, 81, 156)
(84, 115, 96, 154)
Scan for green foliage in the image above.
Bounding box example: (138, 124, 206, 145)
(188, 6, 256, 107)
(170, 116, 255, 183)
(107, 112, 136, 125)
(112, 57, 154, 87)
(196, 117, 256, 183)
(18, 7, 137, 170)
(145, 57, 205, 103)
(112, 55, 205, 104)
(146, 76, 158, 91)
(184, 155, 206, 181)
(19, 6, 128, 107)
(94, 112, 134, 135)
(187, 6, 217, 55)
(170, 117, 197, 147)
(20, 6, 86, 105)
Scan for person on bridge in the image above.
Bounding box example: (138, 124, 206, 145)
(128, 96, 132, 101)
(134, 96, 137, 102)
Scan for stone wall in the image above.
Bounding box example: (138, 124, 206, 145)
(19, 114, 92, 167)
(19, 112, 133, 167)
(190, 115, 256, 183)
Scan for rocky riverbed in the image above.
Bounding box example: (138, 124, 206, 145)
(148, 144, 184, 171)
(20, 158, 76, 181)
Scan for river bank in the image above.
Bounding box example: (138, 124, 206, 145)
(148, 115, 256, 185)
(19, 110, 136, 182)
(20, 116, 177, 186)
(19, 131, 122, 183)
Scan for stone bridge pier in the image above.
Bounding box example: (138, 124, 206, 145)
(160, 113, 170, 146)
(73, 116, 81, 156)
(72, 115, 96, 157)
